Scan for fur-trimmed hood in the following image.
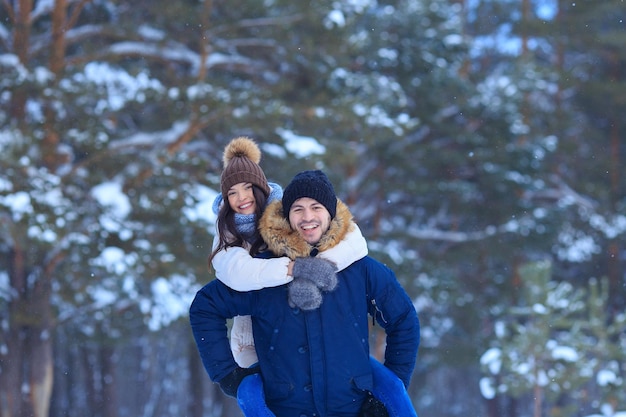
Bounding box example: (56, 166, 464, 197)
(259, 199, 355, 259)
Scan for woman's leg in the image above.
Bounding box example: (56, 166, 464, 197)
(236, 358, 416, 417)
(236, 373, 276, 417)
(370, 356, 418, 417)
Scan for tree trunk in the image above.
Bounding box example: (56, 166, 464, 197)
(485, 397, 499, 417)
(27, 333, 54, 417)
(1, 248, 27, 417)
(0, 249, 54, 417)
(607, 61, 623, 310)
(9, 0, 33, 122)
(532, 382, 542, 417)
(0, 332, 23, 417)
(2, 2, 55, 415)
(188, 341, 205, 417)
(99, 346, 118, 417)
(81, 347, 98, 417)
(26, 277, 54, 417)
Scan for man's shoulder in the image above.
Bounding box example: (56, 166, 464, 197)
(345, 255, 389, 270)
(340, 256, 397, 284)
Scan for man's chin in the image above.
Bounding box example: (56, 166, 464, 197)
(299, 230, 321, 245)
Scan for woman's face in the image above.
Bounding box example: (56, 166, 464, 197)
(227, 182, 256, 215)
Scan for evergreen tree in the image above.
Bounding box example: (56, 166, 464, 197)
(480, 261, 626, 417)
(1, 0, 624, 415)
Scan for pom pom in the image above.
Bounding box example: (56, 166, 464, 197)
(223, 136, 262, 167)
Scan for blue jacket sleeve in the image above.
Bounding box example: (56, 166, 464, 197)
(189, 279, 255, 383)
(366, 260, 420, 387)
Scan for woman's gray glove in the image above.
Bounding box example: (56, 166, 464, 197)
(292, 257, 338, 292)
(288, 277, 322, 310)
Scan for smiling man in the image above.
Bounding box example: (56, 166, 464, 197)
(287, 196, 329, 244)
(281, 170, 337, 245)
(190, 169, 420, 417)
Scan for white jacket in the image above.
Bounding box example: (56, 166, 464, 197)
(212, 223, 369, 367)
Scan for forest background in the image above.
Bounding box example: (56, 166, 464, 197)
(0, 0, 624, 417)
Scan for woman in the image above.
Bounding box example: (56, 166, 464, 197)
(208, 137, 415, 417)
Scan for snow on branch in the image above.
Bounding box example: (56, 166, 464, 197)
(523, 174, 596, 211)
(405, 226, 498, 242)
(105, 41, 266, 76)
(108, 121, 191, 151)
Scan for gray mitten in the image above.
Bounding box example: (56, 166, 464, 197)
(293, 257, 338, 292)
(288, 277, 323, 310)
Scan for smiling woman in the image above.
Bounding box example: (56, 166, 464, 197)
(209, 137, 281, 265)
(227, 183, 257, 215)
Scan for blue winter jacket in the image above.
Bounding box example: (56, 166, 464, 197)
(189, 200, 420, 416)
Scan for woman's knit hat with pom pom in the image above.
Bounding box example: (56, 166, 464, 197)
(220, 136, 271, 197)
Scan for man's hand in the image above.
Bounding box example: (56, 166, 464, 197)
(288, 277, 323, 310)
(293, 257, 337, 292)
(218, 366, 260, 398)
(358, 391, 390, 417)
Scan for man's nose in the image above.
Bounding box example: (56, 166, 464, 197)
(301, 208, 314, 220)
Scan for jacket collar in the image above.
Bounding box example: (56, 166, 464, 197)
(259, 199, 355, 259)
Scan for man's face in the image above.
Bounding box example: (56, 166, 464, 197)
(288, 197, 331, 245)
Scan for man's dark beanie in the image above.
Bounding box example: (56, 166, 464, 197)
(282, 170, 337, 219)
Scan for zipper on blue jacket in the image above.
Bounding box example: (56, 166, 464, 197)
(371, 299, 387, 326)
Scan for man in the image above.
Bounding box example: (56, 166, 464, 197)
(190, 170, 420, 416)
